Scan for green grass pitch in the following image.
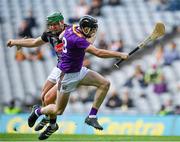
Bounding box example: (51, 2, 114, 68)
(1, 134, 180, 142)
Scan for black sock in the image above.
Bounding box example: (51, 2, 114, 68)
(50, 117, 57, 128)
(43, 115, 49, 121)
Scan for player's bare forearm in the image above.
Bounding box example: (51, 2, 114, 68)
(96, 49, 128, 59)
(7, 37, 45, 48)
(86, 45, 128, 59)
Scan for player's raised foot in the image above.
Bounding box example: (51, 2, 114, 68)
(28, 105, 40, 127)
(85, 116, 103, 130)
(34, 117, 50, 131)
(38, 124, 59, 140)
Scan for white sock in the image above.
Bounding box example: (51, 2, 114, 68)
(44, 115, 49, 120)
(35, 109, 40, 117)
(89, 115, 96, 118)
(50, 123, 56, 129)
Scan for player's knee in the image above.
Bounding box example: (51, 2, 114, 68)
(46, 104, 57, 115)
(102, 79, 110, 91)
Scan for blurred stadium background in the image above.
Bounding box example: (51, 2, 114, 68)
(1, 0, 180, 139)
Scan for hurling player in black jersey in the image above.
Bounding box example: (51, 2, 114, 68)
(7, 12, 67, 131)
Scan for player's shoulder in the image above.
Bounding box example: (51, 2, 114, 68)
(42, 30, 54, 37)
(64, 25, 89, 44)
(64, 25, 79, 38)
(64, 24, 71, 29)
(72, 25, 86, 40)
(41, 31, 51, 42)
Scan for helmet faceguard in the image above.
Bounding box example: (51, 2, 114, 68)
(79, 15, 98, 38)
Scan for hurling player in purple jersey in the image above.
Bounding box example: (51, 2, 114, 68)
(27, 15, 129, 140)
(7, 12, 67, 131)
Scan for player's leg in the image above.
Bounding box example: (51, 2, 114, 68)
(29, 80, 55, 129)
(29, 70, 90, 139)
(28, 73, 71, 140)
(79, 70, 110, 109)
(44, 84, 58, 105)
(38, 71, 83, 140)
(40, 71, 71, 116)
(38, 88, 70, 140)
(41, 67, 61, 105)
(29, 86, 69, 129)
(40, 90, 70, 115)
(41, 80, 56, 106)
(79, 69, 110, 130)
(34, 67, 60, 131)
(34, 83, 58, 131)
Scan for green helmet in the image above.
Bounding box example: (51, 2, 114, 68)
(47, 12, 64, 25)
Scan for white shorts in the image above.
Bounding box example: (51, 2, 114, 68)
(47, 67, 62, 84)
(60, 67, 89, 93)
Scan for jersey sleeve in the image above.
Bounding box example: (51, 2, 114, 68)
(75, 37, 90, 49)
(41, 32, 49, 42)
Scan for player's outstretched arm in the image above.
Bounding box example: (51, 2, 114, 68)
(7, 37, 45, 48)
(85, 44, 129, 60)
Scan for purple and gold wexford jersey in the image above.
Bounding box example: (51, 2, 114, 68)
(57, 25, 90, 73)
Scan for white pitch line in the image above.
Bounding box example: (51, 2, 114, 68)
(3, 141, 180, 142)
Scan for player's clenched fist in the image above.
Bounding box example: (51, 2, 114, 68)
(7, 39, 15, 47)
(119, 53, 129, 60)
